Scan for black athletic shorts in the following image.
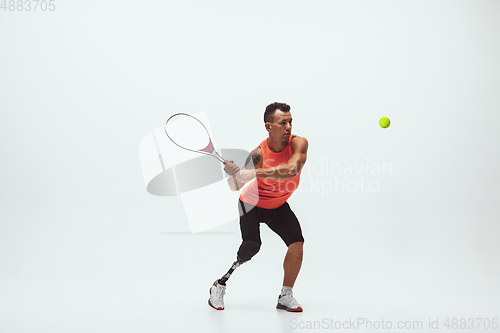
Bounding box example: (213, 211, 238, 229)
(238, 199, 305, 247)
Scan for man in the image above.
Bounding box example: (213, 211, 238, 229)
(208, 102, 308, 312)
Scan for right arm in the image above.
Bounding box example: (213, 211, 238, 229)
(226, 147, 262, 191)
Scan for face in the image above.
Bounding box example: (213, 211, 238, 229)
(266, 110, 292, 141)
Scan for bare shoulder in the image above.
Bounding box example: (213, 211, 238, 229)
(250, 146, 262, 154)
(244, 146, 263, 169)
(291, 135, 308, 152)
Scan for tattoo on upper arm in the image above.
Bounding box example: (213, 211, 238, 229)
(244, 151, 261, 169)
(252, 151, 261, 166)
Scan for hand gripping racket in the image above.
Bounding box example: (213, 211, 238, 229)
(164, 113, 229, 165)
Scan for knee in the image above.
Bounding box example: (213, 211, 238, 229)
(237, 241, 261, 263)
(288, 241, 304, 261)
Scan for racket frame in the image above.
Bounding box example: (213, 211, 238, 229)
(164, 113, 229, 165)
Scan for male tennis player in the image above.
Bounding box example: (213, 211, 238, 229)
(208, 102, 308, 312)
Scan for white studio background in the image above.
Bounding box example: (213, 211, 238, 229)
(1, 1, 499, 332)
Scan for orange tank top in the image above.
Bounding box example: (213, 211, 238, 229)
(239, 134, 301, 209)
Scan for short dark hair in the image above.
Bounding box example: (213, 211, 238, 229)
(264, 102, 291, 123)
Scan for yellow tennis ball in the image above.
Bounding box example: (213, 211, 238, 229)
(379, 117, 390, 128)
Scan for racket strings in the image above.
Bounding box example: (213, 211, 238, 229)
(165, 115, 212, 152)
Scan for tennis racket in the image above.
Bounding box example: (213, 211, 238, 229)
(164, 113, 229, 165)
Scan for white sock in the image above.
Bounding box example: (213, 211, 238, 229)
(281, 286, 292, 296)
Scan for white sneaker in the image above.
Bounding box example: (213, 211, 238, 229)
(276, 290, 303, 312)
(208, 280, 226, 310)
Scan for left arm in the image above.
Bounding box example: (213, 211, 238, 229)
(256, 137, 307, 181)
(239, 136, 307, 182)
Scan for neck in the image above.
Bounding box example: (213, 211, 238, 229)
(267, 136, 288, 153)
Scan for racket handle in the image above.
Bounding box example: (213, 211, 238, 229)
(223, 160, 230, 165)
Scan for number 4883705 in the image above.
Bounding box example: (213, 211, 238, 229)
(1, 0, 56, 11)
